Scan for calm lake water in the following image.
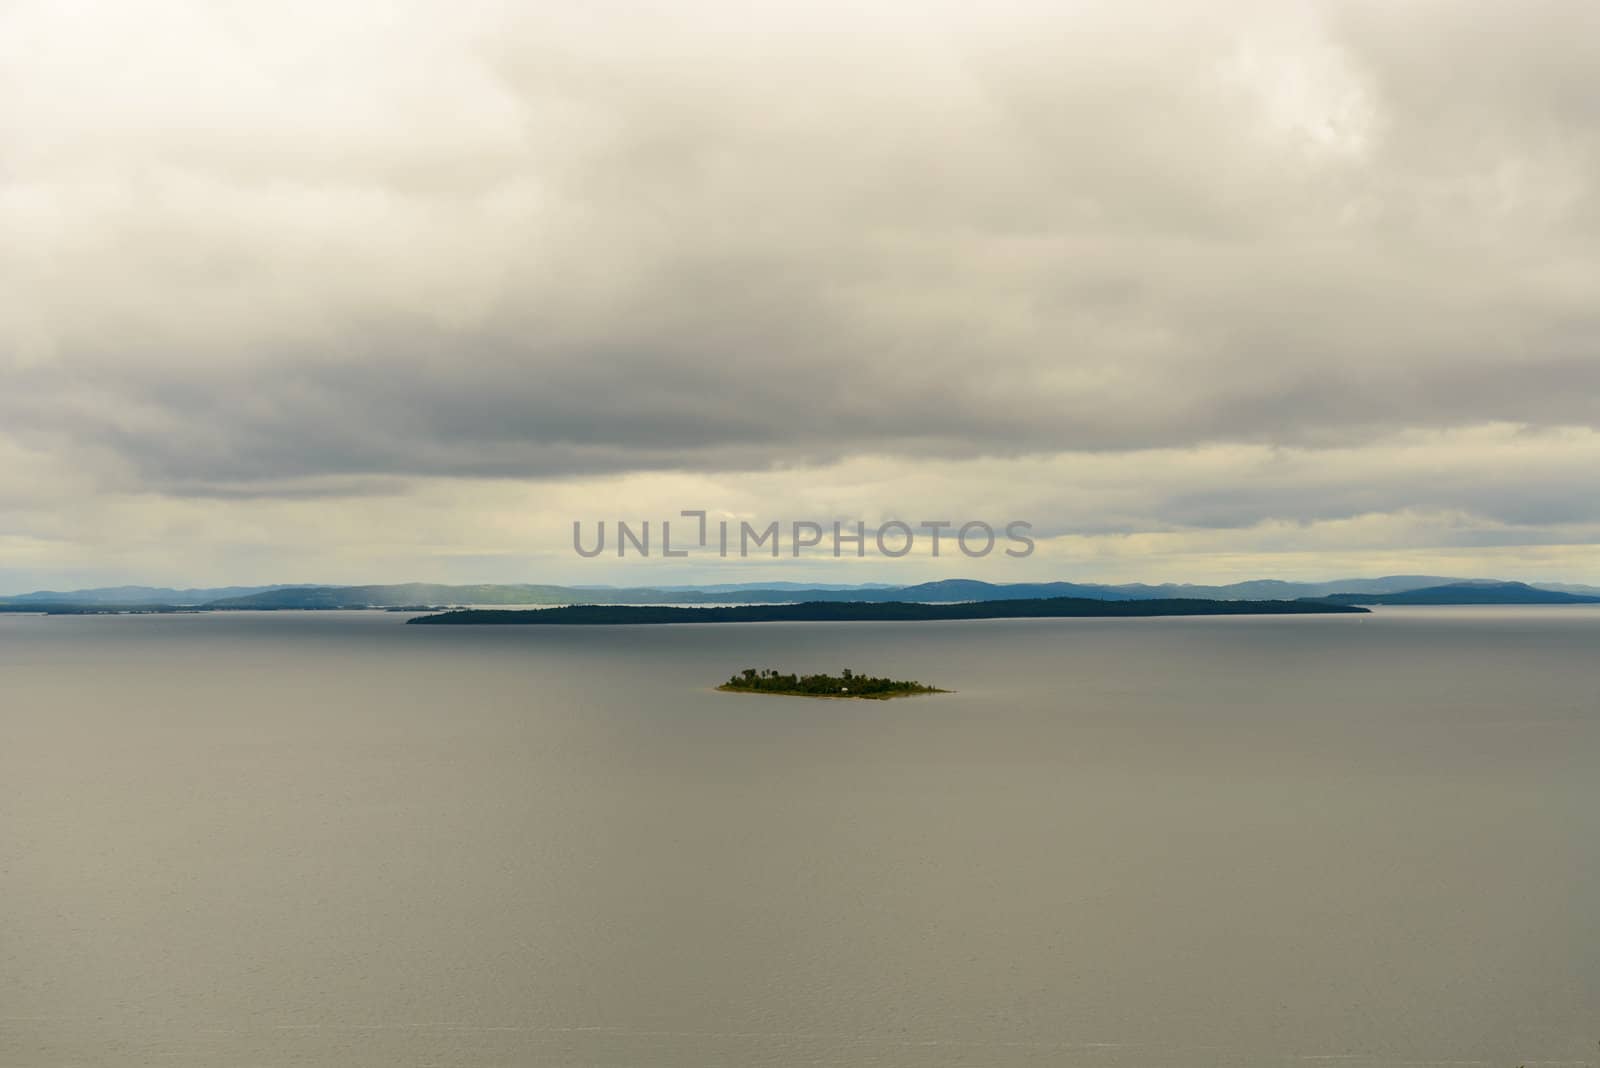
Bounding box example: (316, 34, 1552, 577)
(3, 608, 1597, 1067)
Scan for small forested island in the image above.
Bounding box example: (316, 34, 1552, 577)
(719, 668, 946, 700)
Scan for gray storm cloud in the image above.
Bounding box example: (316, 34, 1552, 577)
(1, 0, 1598, 586)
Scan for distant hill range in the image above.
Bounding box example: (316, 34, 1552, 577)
(172, 575, 1600, 609)
(0, 584, 295, 606)
(4, 576, 1600, 612)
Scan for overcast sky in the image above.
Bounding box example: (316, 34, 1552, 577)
(2, 0, 1598, 590)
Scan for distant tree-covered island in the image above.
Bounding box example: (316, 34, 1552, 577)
(406, 596, 1369, 625)
(719, 668, 946, 700)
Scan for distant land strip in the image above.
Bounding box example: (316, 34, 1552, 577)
(6, 578, 1599, 611)
(406, 597, 1370, 625)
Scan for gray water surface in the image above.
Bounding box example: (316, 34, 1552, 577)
(3, 608, 1597, 1066)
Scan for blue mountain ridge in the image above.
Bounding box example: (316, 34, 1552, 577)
(7, 576, 1600, 609)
